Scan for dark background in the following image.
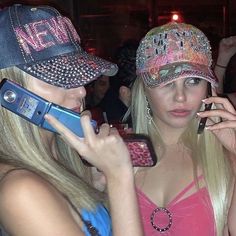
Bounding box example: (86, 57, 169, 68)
(0, 0, 235, 62)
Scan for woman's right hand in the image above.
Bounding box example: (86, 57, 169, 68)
(45, 114, 144, 236)
(197, 94, 236, 156)
(45, 114, 132, 179)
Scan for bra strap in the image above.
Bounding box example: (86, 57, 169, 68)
(169, 175, 204, 205)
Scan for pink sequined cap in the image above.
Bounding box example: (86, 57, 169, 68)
(136, 22, 218, 87)
(0, 4, 118, 89)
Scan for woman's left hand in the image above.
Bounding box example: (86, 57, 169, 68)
(197, 93, 236, 155)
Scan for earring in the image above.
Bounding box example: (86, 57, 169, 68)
(145, 96, 152, 124)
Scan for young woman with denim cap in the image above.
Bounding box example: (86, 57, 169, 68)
(127, 22, 236, 235)
(0, 4, 143, 236)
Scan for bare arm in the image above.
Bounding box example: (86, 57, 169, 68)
(45, 114, 144, 236)
(0, 170, 85, 236)
(106, 166, 142, 235)
(214, 36, 236, 94)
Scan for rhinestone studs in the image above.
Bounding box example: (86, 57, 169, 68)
(150, 207, 173, 232)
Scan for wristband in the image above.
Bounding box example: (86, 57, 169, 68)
(215, 63, 227, 69)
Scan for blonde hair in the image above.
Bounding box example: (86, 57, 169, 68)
(131, 78, 233, 235)
(0, 67, 105, 211)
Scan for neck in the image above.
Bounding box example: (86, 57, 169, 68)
(152, 118, 187, 145)
(40, 129, 58, 158)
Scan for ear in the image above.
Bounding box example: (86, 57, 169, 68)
(119, 85, 129, 95)
(119, 86, 131, 107)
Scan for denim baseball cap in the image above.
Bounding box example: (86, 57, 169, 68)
(136, 22, 218, 88)
(0, 4, 118, 88)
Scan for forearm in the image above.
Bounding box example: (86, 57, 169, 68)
(214, 64, 226, 94)
(107, 170, 143, 236)
(214, 56, 229, 94)
(214, 36, 236, 94)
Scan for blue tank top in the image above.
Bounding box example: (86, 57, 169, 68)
(0, 169, 112, 235)
(81, 204, 112, 236)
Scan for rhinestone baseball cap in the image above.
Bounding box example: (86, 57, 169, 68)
(0, 4, 118, 88)
(136, 22, 218, 88)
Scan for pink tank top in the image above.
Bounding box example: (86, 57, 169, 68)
(137, 176, 216, 236)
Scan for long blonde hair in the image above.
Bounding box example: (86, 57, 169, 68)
(131, 78, 233, 235)
(0, 67, 105, 211)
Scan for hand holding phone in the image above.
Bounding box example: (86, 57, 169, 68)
(82, 133, 157, 167)
(122, 134, 157, 167)
(197, 82, 212, 134)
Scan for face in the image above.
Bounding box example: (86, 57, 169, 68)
(27, 75, 86, 113)
(26, 75, 87, 144)
(145, 77, 208, 130)
(93, 75, 110, 100)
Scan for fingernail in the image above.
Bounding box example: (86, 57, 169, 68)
(44, 114, 49, 120)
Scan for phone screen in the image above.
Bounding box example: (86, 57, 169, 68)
(197, 82, 212, 134)
(17, 94, 39, 119)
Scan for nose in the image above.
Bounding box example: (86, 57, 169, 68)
(67, 86, 86, 99)
(174, 85, 186, 103)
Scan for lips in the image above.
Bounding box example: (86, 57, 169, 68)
(71, 106, 81, 113)
(169, 109, 191, 117)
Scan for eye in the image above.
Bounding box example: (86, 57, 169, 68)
(185, 77, 201, 86)
(164, 81, 174, 88)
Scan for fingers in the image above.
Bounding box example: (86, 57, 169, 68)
(203, 96, 236, 114)
(80, 115, 97, 142)
(109, 127, 120, 136)
(197, 95, 236, 131)
(206, 120, 236, 131)
(44, 114, 78, 138)
(44, 114, 85, 152)
(98, 123, 110, 137)
(198, 109, 236, 121)
(80, 109, 92, 119)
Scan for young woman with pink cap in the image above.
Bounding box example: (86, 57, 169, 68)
(129, 22, 236, 236)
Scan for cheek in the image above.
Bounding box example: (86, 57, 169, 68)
(146, 90, 168, 115)
(27, 79, 66, 104)
(189, 89, 207, 110)
(35, 88, 65, 103)
(46, 93, 66, 104)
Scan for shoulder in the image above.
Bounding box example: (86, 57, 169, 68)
(0, 169, 59, 203)
(0, 169, 64, 216)
(0, 169, 82, 235)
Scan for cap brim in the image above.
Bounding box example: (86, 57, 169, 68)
(17, 50, 118, 89)
(141, 62, 218, 88)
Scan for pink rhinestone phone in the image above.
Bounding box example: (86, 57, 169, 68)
(122, 134, 157, 167)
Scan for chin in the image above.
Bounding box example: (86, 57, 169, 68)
(170, 119, 193, 129)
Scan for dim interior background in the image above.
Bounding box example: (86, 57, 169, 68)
(0, 0, 235, 62)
